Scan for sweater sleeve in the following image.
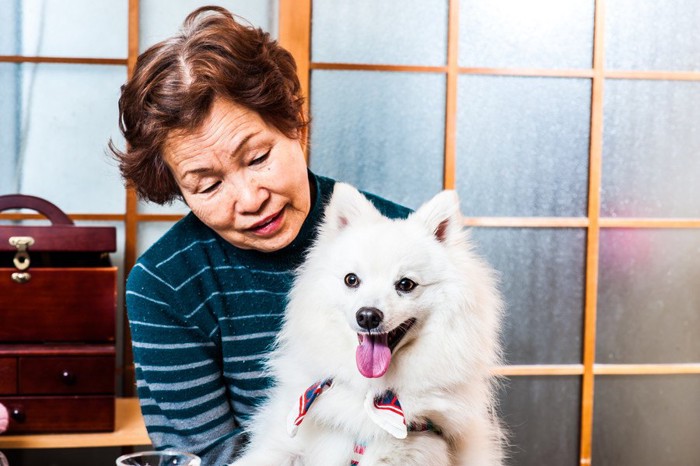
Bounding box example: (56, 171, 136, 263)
(126, 260, 241, 466)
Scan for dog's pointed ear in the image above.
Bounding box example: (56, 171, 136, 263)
(412, 190, 463, 244)
(322, 183, 384, 236)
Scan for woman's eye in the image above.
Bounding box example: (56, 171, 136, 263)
(250, 151, 270, 166)
(395, 278, 417, 293)
(344, 273, 360, 288)
(200, 181, 221, 194)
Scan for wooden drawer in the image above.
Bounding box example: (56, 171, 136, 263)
(19, 356, 115, 395)
(0, 396, 114, 433)
(0, 267, 116, 342)
(0, 357, 17, 394)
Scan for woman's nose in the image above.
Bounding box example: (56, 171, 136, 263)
(233, 175, 268, 214)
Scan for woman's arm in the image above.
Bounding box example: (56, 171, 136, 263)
(126, 261, 241, 465)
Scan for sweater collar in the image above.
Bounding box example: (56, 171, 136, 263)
(276, 170, 326, 256)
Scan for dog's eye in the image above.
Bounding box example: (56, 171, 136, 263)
(395, 278, 417, 293)
(344, 273, 360, 288)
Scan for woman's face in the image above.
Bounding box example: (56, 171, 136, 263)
(163, 98, 311, 252)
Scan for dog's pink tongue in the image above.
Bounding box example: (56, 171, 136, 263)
(356, 333, 391, 378)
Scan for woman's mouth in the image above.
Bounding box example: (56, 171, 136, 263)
(248, 208, 285, 236)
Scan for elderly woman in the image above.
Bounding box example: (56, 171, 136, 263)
(110, 6, 408, 465)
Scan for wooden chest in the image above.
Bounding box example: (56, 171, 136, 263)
(0, 194, 117, 433)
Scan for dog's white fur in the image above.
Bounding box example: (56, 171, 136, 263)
(232, 184, 505, 465)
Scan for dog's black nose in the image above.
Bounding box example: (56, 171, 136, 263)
(356, 307, 384, 330)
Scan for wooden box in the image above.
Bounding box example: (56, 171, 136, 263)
(0, 195, 117, 433)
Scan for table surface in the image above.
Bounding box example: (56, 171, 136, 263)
(0, 398, 151, 449)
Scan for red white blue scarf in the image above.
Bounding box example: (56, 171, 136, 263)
(287, 379, 442, 465)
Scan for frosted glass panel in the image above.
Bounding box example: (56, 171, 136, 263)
(594, 376, 700, 466)
(457, 76, 590, 217)
(138, 221, 179, 256)
(310, 70, 445, 209)
(597, 229, 700, 364)
(471, 228, 585, 364)
(139, 198, 191, 215)
(606, 0, 700, 71)
(0, 64, 126, 213)
(498, 376, 581, 466)
(0, 1, 20, 56)
(0, 64, 20, 192)
(601, 80, 700, 218)
(140, 0, 279, 51)
(459, 0, 593, 69)
(0, 0, 127, 58)
(312, 0, 448, 66)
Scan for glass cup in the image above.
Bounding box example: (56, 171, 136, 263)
(115, 450, 201, 466)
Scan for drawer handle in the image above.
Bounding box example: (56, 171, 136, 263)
(61, 370, 77, 386)
(10, 407, 26, 423)
(9, 236, 34, 271)
(11, 272, 31, 284)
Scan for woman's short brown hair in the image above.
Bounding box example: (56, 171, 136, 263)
(109, 6, 306, 204)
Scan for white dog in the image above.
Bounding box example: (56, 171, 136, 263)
(232, 183, 505, 465)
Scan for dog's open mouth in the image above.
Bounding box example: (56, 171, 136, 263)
(356, 318, 416, 379)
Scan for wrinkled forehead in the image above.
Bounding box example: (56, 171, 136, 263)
(162, 99, 266, 167)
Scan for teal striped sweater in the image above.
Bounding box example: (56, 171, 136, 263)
(126, 173, 410, 465)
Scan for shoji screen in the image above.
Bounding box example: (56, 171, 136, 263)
(297, 1, 700, 465)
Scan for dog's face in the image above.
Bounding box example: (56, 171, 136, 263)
(307, 184, 467, 379)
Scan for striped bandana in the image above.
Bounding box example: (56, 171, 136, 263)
(286, 379, 442, 465)
(286, 378, 333, 437)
